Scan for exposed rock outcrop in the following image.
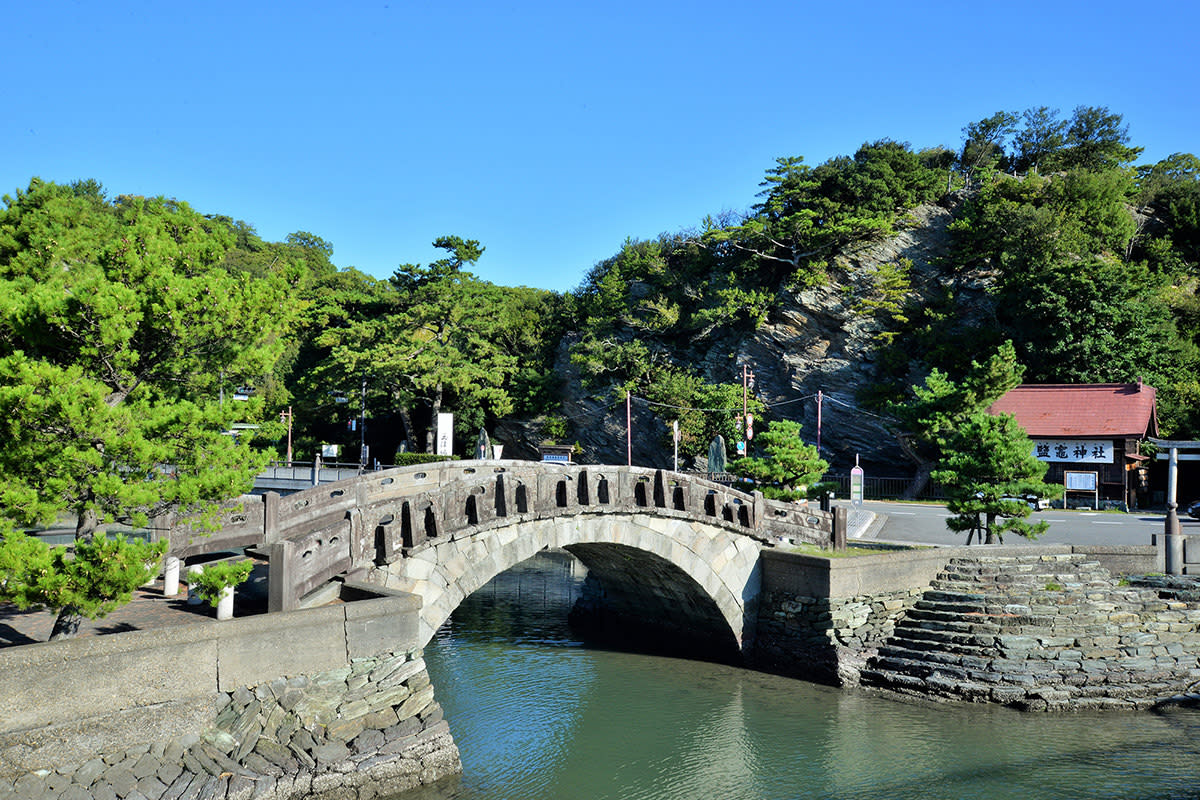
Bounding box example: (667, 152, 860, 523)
(546, 201, 992, 476)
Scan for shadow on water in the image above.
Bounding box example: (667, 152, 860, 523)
(399, 550, 1200, 800)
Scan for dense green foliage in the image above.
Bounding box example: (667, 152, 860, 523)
(192, 559, 254, 607)
(731, 420, 829, 501)
(0, 529, 167, 637)
(872, 107, 1200, 439)
(0, 180, 292, 538)
(286, 237, 567, 462)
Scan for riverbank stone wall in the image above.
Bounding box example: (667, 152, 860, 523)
(861, 554, 1200, 710)
(753, 588, 926, 685)
(1, 649, 457, 800)
(0, 594, 461, 800)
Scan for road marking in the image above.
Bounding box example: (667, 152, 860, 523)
(890, 511, 916, 515)
(1092, 521, 1123, 525)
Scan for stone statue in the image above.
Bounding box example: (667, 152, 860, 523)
(708, 435, 727, 474)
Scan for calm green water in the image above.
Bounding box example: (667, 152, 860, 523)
(403, 553, 1200, 800)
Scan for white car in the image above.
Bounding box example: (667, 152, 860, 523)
(1001, 494, 1050, 511)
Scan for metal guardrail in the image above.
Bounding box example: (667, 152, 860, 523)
(824, 473, 947, 501)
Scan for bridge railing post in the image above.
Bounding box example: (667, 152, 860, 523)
(752, 491, 765, 532)
(268, 539, 298, 612)
(263, 491, 280, 544)
(351, 481, 371, 563)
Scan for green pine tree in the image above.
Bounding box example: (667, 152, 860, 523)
(731, 420, 829, 501)
(0, 528, 167, 631)
(932, 410, 1061, 543)
(0, 179, 292, 638)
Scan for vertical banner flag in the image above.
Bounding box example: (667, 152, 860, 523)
(437, 413, 454, 456)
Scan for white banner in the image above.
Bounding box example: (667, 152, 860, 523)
(1032, 439, 1113, 464)
(436, 412, 454, 456)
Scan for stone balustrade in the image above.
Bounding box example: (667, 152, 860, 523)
(163, 461, 836, 616)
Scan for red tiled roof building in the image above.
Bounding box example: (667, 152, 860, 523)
(989, 382, 1157, 508)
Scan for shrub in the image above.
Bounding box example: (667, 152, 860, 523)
(391, 453, 460, 467)
(192, 560, 254, 607)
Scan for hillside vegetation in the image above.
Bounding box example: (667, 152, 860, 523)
(3, 105, 1198, 481)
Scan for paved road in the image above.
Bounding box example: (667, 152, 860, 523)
(852, 500, 1173, 547)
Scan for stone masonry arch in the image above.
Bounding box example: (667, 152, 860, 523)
(368, 513, 764, 653)
(165, 461, 837, 654)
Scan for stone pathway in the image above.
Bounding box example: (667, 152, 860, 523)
(0, 579, 258, 648)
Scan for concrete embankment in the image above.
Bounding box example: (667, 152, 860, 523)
(0, 594, 460, 800)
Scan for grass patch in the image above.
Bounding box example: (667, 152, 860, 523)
(1044, 582, 1064, 591)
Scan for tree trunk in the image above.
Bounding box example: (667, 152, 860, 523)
(51, 504, 99, 640)
(75, 506, 98, 541)
(983, 512, 997, 544)
(426, 383, 444, 454)
(396, 405, 416, 456)
(896, 434, 932, 501)
(903, 463, 933, 501)
(49, 606, 84, 641)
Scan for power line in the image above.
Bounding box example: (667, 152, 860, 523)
(581, 390, 893, 422)
(636, 392, 820, 415)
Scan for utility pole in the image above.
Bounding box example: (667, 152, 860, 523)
(817, 390, 823, 455)
(741, 364, 754, 457)
(626, 391, 632, 466)
(673, 420, 679, 472)
(280, 406, 294, 463)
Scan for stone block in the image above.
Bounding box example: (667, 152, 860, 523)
(345, 596, 422, 659)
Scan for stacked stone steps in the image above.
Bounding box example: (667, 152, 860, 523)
(859, 553, 1198, 710)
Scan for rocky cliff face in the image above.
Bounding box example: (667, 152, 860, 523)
(728, 201, 966, 476)
(528, 200, 993, 477)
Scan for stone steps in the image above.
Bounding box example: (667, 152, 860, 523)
(859, 551, 1182, 709)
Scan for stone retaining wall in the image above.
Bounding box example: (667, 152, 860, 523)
(752, 544, 1167, 690)
(0, 595, 461, 799)
(861, 554, 1200, 710)
(753, 587, 926, 685)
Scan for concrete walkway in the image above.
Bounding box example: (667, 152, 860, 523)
(846, 507, 882, 540)
(0, 577, 258, 648)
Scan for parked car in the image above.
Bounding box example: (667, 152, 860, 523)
(1001, 494, 1050, 511)
(1186, 500, 1200, 520)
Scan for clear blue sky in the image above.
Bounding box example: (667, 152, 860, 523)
(4, 1, 1197, 292)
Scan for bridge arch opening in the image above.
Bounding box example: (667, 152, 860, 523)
(564, 543, 741, 662)
(377, 513, 761, 664)
(423, 546, 742, 666)
(596, 477, 610, 504)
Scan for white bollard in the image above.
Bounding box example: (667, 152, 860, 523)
(187, 565, 204, 606)
(216, 585, 235, 621)
(163, 556, 181, 597)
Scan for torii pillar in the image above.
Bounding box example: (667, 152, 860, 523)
(1165, 447, 1185, 575)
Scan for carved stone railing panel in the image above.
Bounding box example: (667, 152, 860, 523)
(169, 461, 837, 613)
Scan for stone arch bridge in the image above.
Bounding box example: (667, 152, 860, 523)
(166, 461, 841, 655)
